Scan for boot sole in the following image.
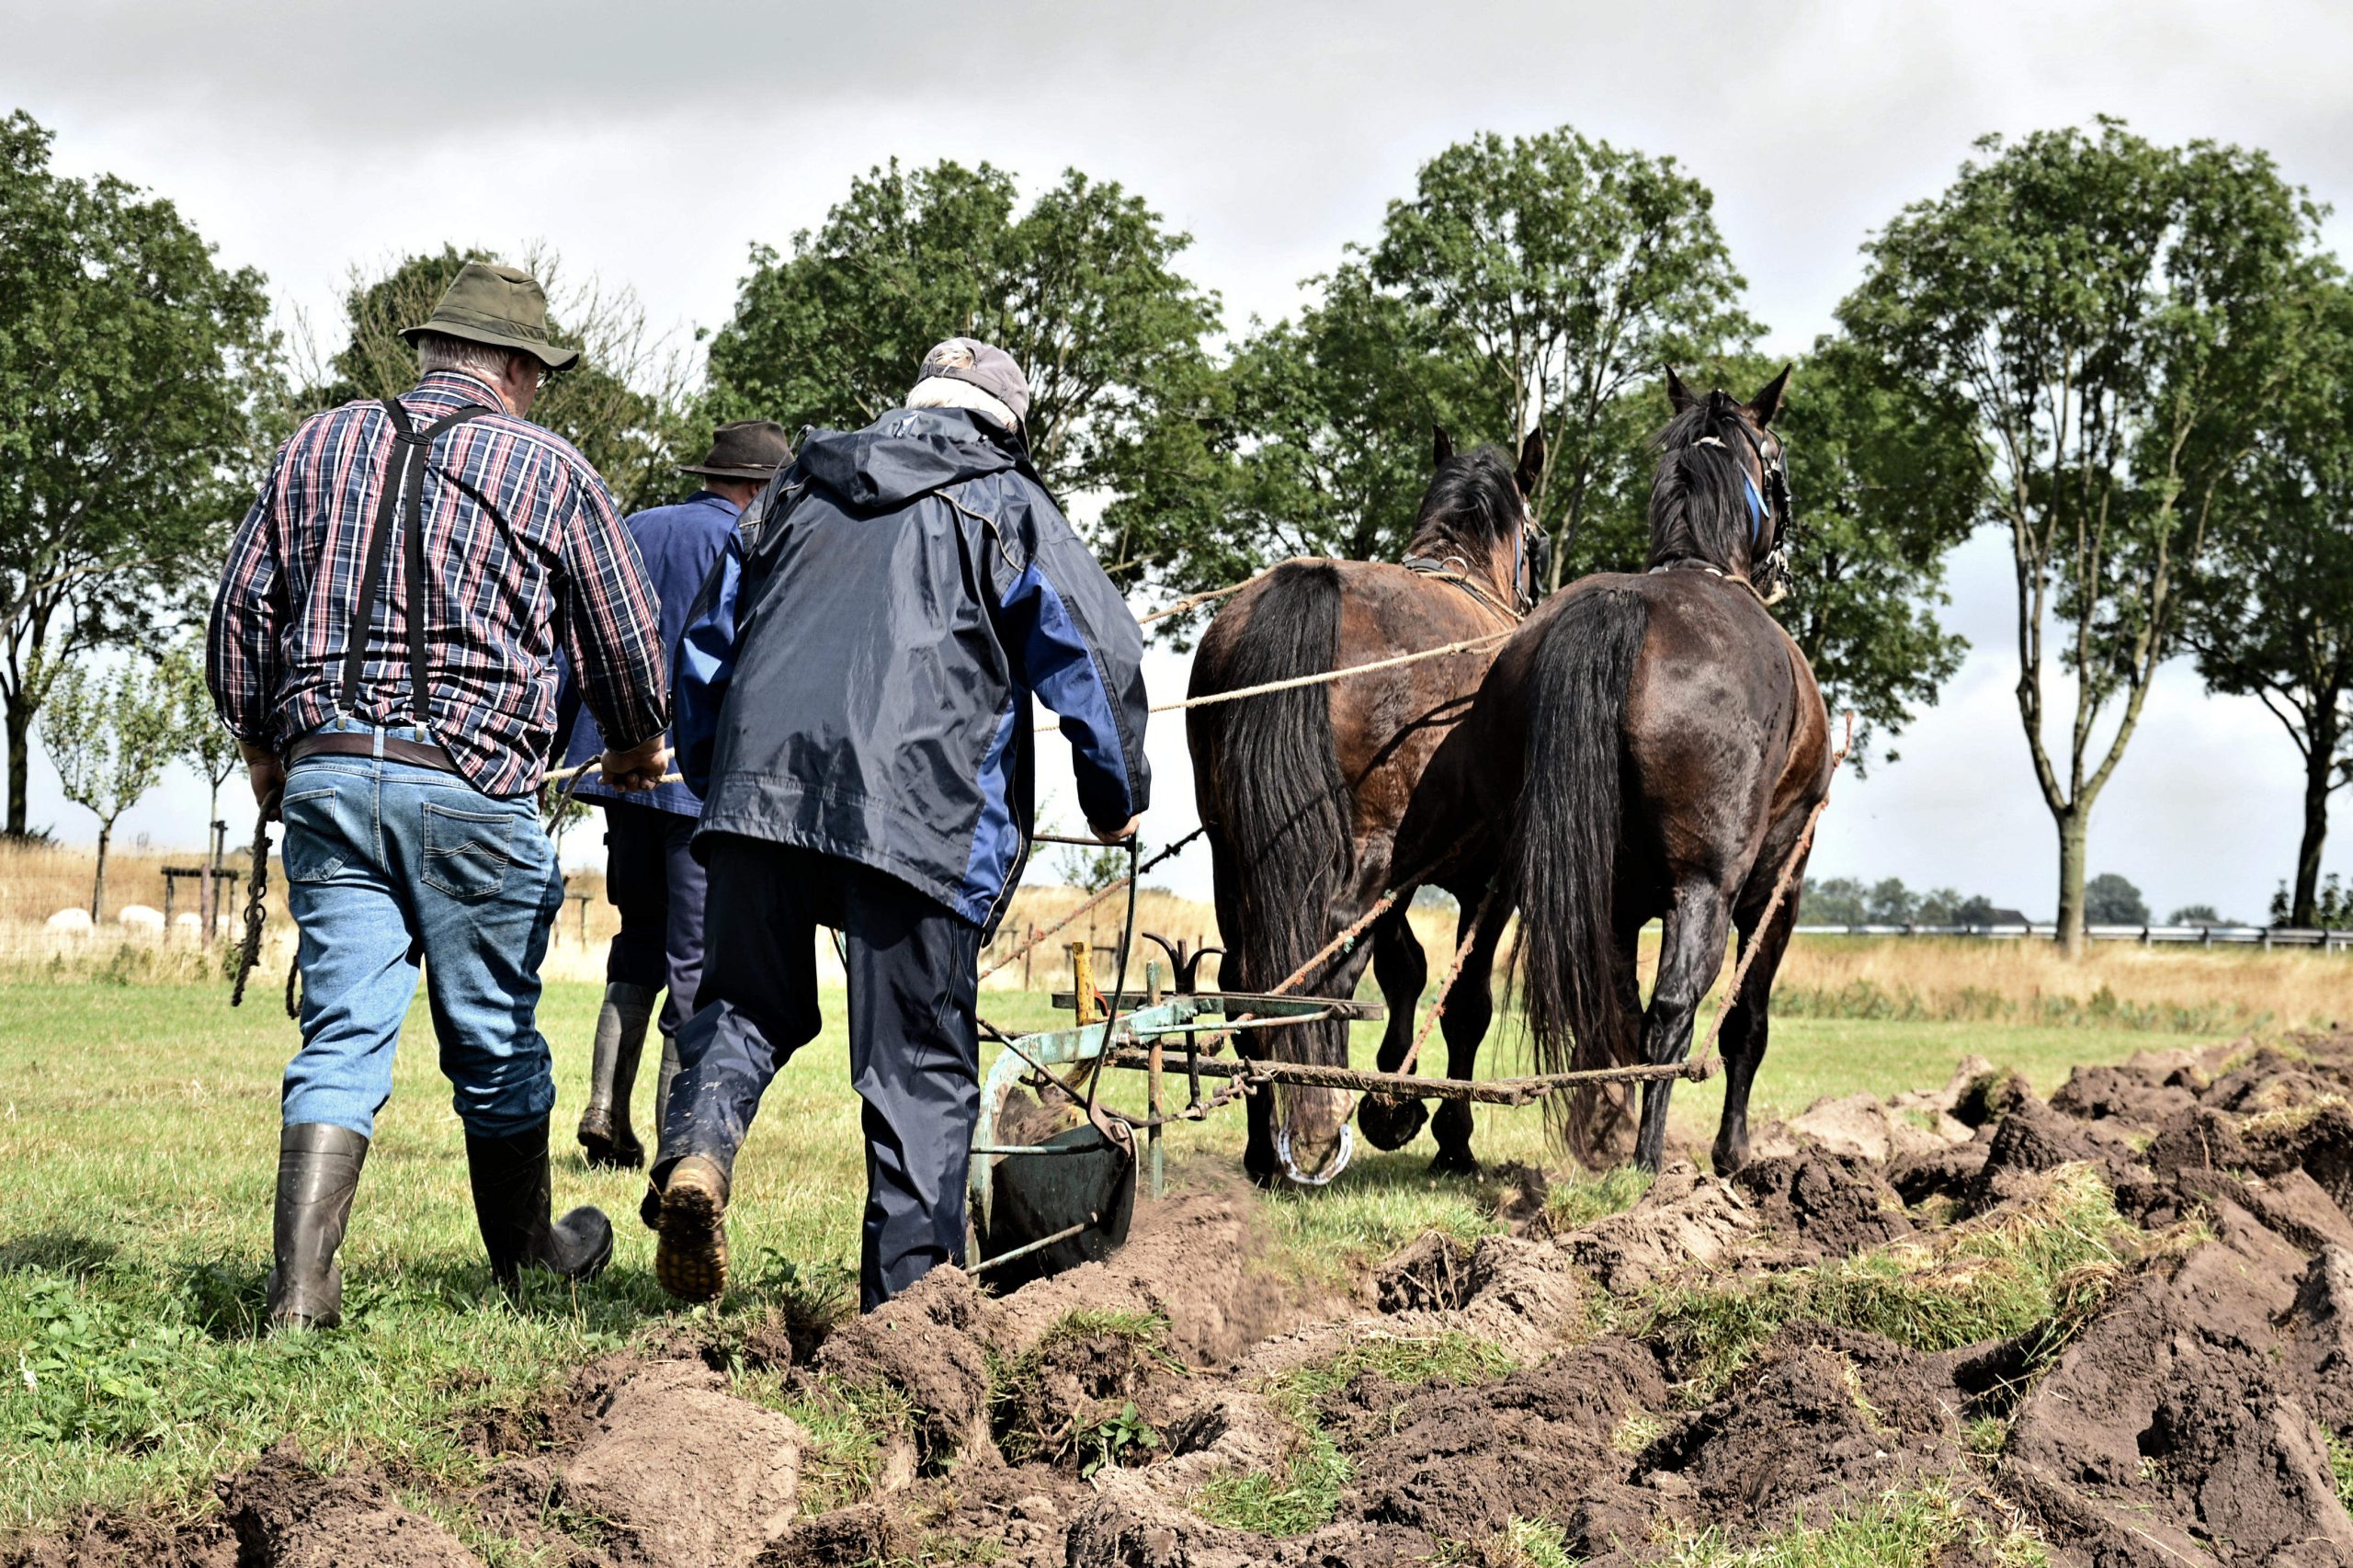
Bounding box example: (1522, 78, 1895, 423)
(654, 1182, 727, 1303)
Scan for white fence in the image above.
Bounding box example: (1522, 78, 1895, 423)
(1793, 922, 2353, 951)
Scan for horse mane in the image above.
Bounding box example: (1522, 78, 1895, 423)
(1647, 399, 1758, 577)
(1407, 445, 1524, 568)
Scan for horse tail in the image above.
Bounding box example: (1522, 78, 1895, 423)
(1505, 585, 1649, 1163)
(1189, 562, 1350, 1026)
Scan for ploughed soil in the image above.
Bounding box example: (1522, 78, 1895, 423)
(21, 1032, 2353, 1565)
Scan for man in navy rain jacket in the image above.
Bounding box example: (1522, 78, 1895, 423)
(650, 339, 1149, 1312)
(559, 421, 794, 1171)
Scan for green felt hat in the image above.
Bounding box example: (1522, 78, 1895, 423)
(401, 262, 580, 373)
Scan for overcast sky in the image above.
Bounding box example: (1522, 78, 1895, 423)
(11, 0, 2353, 920)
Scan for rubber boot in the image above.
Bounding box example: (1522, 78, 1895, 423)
(654, 1153, 730, 1304)
(266, 1124, 369, 1332)
(653, 1032, 682, 1150)
(465, 1119, 615, 1300)
(577, 982, 656, 1169)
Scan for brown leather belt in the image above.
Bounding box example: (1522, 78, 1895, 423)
(286, 732, 460, 772)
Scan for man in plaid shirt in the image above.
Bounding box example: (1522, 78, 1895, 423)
(208, 263, 670, 1331)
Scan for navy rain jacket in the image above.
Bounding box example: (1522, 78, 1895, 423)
(672, 407, 1149, 931)
(559, 489, 744, 817)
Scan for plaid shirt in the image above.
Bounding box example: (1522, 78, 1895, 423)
(207, 369, 666, 798)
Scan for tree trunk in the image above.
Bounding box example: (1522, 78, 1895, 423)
(2053, 807, 2089, 956)
(91, 823, 111, 924)
(4, 694, 28, 838)
(2293, 712, 2338, 926)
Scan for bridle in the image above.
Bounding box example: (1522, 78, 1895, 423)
(1685, 407, 1795, 602)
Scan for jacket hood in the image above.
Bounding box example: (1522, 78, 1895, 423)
(796, 408, 1028, 510)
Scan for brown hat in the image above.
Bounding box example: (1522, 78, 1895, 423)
(401, 262, 580, 373)
(680, 420, 794, 481)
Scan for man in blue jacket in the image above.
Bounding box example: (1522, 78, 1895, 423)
(652, 339, 1149, 1311)
(560, 421, 794, 1170)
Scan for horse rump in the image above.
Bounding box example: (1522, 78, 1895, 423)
(1502, 585, 1649, 1161)
(1189, 562, 1349, 1058)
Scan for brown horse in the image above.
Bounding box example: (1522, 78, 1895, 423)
(1397, 368, 1827, 1173)
(1188, 428, 1541, 1185)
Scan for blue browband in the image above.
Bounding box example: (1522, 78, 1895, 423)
(1695, 435, 1769, 545)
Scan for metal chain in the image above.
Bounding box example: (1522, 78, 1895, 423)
(231, 801, 276, 1008)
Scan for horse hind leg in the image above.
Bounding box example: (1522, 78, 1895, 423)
(1429, 896, 1505, 1176)
(1357, 905, 1429, 1153)
(1634, 881, 1733, 1173)
(1712, 863, 1805, 1176)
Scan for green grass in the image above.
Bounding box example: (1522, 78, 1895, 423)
(1639, 1165, 2137, 1399)
(1429, 1514, 1583, 1567)
(1657, 1479, 2051, 1566)
(0, 979, 2226, 1529)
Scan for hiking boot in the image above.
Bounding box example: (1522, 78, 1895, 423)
(266, 1123, 369, 1332)
(654, 1154, 730, 1304)
(465, 1119, 615, 1299)
(578, 982, 656, 1169)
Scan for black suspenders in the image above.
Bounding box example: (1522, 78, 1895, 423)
(337, 398, 496, 729)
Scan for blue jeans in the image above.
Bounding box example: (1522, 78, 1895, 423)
(278, 722, 565, 1139)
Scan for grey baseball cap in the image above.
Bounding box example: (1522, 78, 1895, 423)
(917, 337, 1032, 426)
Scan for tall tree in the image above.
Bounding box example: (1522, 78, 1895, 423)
(1367, 127, 1758, 589)
(1838, 120, 2321, 952)
(40, 658, 175, 921)
(1768, 340, 1979, 764)
(0, 110, 277, 836)
(2183, 277, 2353, 926)
(704, 159, 1225, 584)
(1207, 268, 1484, 591)
(295, 244, 699, 516)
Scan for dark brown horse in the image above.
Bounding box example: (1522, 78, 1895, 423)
(1188, 428, 1541, 1185)
(1397, 369, 1827, 1173)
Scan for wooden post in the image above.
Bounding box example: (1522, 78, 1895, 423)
(1023, 923, 1036, 992)
(1070, 942, 1097, 1024)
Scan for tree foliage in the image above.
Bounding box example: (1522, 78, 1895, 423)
(1838, 119, 2324, 950)
(1366, 127, 1757, 589)
(2183, 275, 2353, 926)
(159, 642, 236, 830)
(295, 244, 699, 516)
(38, 658, 175, 920)
(2082, 872, 2151, 926)
(705, 160, 1225, 584)
(0, 109, 277, 836)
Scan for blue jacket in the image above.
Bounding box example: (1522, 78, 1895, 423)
(673, 408, 1149, 931)
(562, 491, 743, 817)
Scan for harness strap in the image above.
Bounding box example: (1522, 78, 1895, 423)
(1402, 555, 1524, 622)
(338, 397, 498, 728)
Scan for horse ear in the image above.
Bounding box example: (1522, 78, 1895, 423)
(1515, 428, 1545, 498)
(1665, 366, 1698, 414)
(1748, 364, 1793, 427)
(1432, 424, 1454, 466)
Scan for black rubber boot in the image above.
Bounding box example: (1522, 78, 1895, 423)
(266, 1124, 369, 1332)
(578, 982, 656, 1169)
(652, 1032, 682, 1152)
(465, 1119, 615, 1299)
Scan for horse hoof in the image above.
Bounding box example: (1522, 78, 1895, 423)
(1428, 1147, 1479, 1178)
(1357, 1092, 1428, 1152)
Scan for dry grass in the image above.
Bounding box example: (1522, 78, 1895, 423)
(7, 840, 2349, 1027)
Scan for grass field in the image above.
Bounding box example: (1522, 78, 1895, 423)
(0, 961, 2317, 1541)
